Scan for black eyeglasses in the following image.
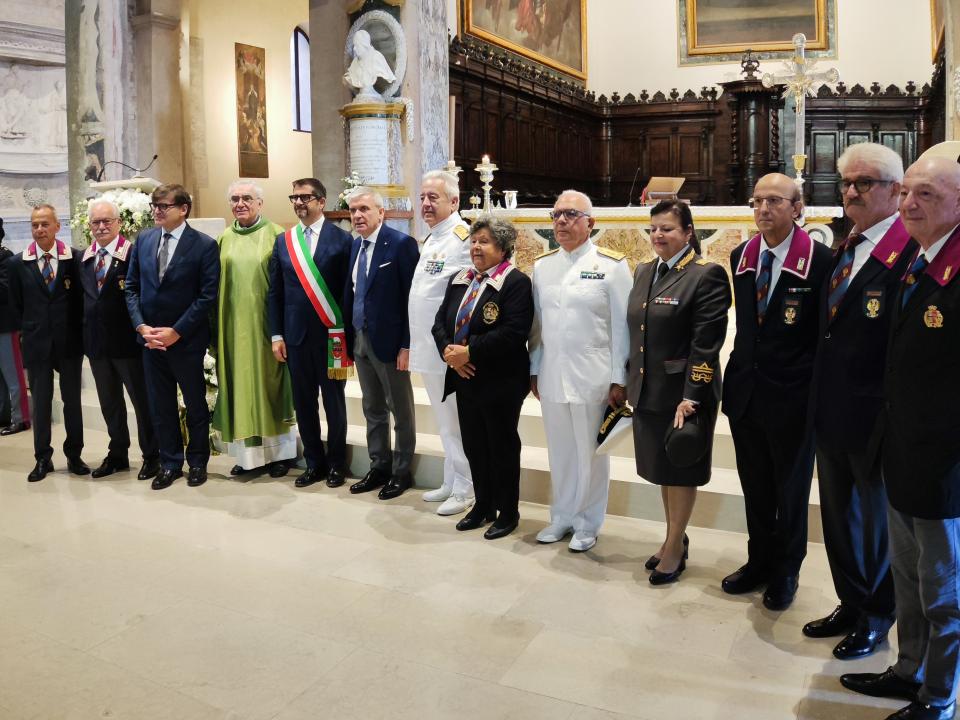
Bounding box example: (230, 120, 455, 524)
(288, 194, 319, 204)
(549, 208, 591, 221)
(149, 202, 180, 213)
(838, 178, 894, 194)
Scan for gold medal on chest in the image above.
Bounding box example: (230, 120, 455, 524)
(783, 306, 797, 325)
(63, 278, 70, 289)
(119, 278, 125, 290)
(865, 298, 880, 318)
(924, 305, 944, 328)
(482, 301, 499, 324)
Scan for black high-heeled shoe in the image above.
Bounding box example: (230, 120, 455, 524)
(649, 558, 686, 585)
(644, 533, 689, 571)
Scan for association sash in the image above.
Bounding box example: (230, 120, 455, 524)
(284, 226, 354, 379)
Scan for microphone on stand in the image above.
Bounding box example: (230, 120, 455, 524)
(96, 154, 159, 182)
(626, 166, 642, 207)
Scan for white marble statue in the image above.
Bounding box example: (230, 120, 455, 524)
(0, 65, 29, 140)
(343, 30, 396, 100)
(42, 81, 68, 151)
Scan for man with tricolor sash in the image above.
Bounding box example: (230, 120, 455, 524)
(268, 178, 353, 489)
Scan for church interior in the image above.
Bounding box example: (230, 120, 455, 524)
(0, 0, 958, 718)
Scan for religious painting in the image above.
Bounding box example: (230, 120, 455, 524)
(680, 0, 836, 64)
(462, 0, 587, 81)
(235, 43, 268, 178)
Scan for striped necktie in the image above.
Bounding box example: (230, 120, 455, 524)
(95, 247, 109, 292)
(41, 252, 55, 292)
(158, 232, 172, 280)
(454, 270, 487, 344)
(901, 253, 929, 309)
(827, 234, 865, 321)
(755, 249, 774, 325)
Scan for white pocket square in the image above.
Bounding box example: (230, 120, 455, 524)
(378, 261, 392, 268)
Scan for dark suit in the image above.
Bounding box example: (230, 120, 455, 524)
(6, 240, 84, 463)
(810, 216, 914, 633)
(267, 221, 353, 472)
(433, 264, 533, 521)
(0, 244, 28, 428)
(627, 248, 731, 486)
(343, 223, 419, 476)
(125, 223, 220, 471)
(722, 226, 833, 578)
(80, 237, 158, 465)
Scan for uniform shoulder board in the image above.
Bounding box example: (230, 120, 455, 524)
(596, 246, 626, 261)
(535, 248, 560, 261)
(453, 224, 470, 241)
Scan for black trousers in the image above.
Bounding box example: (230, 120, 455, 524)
(730, 392, 816, 578)
(457, 393, 524, 522)
(285, 341, 347, 472)
(26, 355, 83, 463)
(816, 441, 895, 632)
(89, 354, 159, 463)
(142, 347, 208, 471)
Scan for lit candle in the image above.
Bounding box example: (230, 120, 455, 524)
(482, 154, 490, 164)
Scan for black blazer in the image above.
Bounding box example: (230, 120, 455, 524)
(432, 264, 533, 405)
(0, 245, 17, 333)
(722, 226, 833, 421)
(125, 223, 221, 355)
(627, 248, 731, 414)
(881, 224, 960, 519)
(6, 240, 83, 368)
(343, 223, 419, 364)
(811, 217, 915, 454)
(79, 237, 141, 359)
(267, 221, 353, 346)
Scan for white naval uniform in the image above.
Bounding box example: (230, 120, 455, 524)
(407, 212, 474, 497)
(529, 239, 632, 535)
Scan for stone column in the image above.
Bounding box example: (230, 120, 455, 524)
(309, 0, 350, 199)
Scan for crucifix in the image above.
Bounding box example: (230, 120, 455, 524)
(762, 33, 839, 187)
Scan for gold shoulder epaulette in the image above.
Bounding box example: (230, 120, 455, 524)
(695, 258, 708, 266)
(676, 251, 697, 271)
(535, 248, 560, 261)
(596, 246, 626, 261)
(453, 224, 469, 241)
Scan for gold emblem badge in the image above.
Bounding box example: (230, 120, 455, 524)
(945, 266, 954, 282)
(690, 362, 714, 383)
(481, 301, 499, 324)
(924, 305, 944, 328)
(887, 251, 899, 265)
(64, 278, 70, 289)
(119, 278, 125, 290)
(784, 306, 798, 325)
(797, 258, 806, 271)
(865, 298, 880, 318)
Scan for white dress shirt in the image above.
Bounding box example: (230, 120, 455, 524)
(850, 212, 899, 279)
(351, 223, 384, 288)
(759, 226, 796, 294)
(94, 236, 120, 276)
(158, 222, 187, 263)
(300, 216, 325, 255)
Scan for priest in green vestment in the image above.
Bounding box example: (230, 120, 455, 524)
(212, 181, 298, 476)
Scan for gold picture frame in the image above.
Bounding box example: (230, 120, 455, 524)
(462, 0, 587, 81)
(931, 0, 945, 61)
(685, 0, 829, 57)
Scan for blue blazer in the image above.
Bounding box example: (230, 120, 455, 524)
(125, 223, 221, 354)
(343, 223, 419, 364)
(267, 221, 353, 347)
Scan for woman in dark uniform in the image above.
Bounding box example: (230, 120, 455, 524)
(626, 200, 731, 584)
(432, 216, 533, 540)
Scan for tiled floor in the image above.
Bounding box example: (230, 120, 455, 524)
(0, 425, 903, 719)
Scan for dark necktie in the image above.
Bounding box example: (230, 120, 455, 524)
(352, 239, 371, 331)
(454, 271, 488, 344)
(41, 252, 55, 292)
(95, 247, 109, 292)
(901, 253, 929, 309)
(158, 232, 173, 280)
(755, 249, 774, 324)
(656, 261, 669, 282)
(827, 234, 865, 321)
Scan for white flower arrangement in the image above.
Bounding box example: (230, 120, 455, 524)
(70, 188, 155, 246)
(177, 351, 220, 451)
(336, 170, 366, 210)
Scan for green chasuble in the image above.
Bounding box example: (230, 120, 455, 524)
(212, 217, 295, 443)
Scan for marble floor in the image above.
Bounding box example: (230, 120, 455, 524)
(0, 425, 904, 720)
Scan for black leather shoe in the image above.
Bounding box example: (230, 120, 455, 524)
(721, 563, 770, 594)
(803, 604, 859, 638)
(645, 533, 689, 571)
(91, 457, 130, 478)
(484, 517, 519, 540)
(230, 464, 247, 476)
(650, 558, 686, 585)
(763, 574, 799, 611)
(885, 701, 956, 720)
(1, 421, 30, 436)
(187, 466, 207, 487)
(67, 457, 90, 475)
(269, 461, 290, 478)
(456, 509, 496, 531)
(151, 468, 182, 490)
(378, 472, 412, 500)
(295, 467, 325, 488)
(27, 459, 53, 482)
(840, 667, 921, 702)
(834, 628, 888, 660)
(350, 468, 389, 494)
(137, 459, 161, 480)
(325, 467, 346, 488)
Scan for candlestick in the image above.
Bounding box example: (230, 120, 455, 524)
(475, 155, 498, 212)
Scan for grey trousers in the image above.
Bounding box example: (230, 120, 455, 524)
(353, 331, 415, 476)
(0, 332, 27, 425)
(889, 506, 960, 706)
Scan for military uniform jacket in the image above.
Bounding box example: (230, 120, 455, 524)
(627, 248, 731, 414)
(79, 236, 141, 359)
(811, 216, 915, 455)
(6, 239, 84, 368)
(529, 240, 632, 405)
(408, 212, 472, 375)
(722, 226, 833, 422)
(882, 224, 960, 519)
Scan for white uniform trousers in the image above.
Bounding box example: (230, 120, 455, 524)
(422, 371, 473, 497)
(541, 399, 610, 534)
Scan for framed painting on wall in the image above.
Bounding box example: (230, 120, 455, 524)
(679, 0, 836, 65)
(931, 0, 945, 60)
(235, 43, 268, 178)
(462, 0, 587, 81)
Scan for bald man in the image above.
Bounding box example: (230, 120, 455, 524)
(841, 156, 960, 720)
(721, 173, 833, 611)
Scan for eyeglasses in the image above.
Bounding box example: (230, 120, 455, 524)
(149, 202, 180, 213)
(748, 196, 795, 209)
(838, 178, 893, 194)
(230, 194, 257, 204)
(89, 218, 118, 227)
(288, 194, 319, 204)
(549, 208, 591, 221)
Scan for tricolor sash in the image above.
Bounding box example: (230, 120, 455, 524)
(284, 226, 354, 379)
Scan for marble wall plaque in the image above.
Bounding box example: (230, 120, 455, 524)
(348, 116, 391, 183)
